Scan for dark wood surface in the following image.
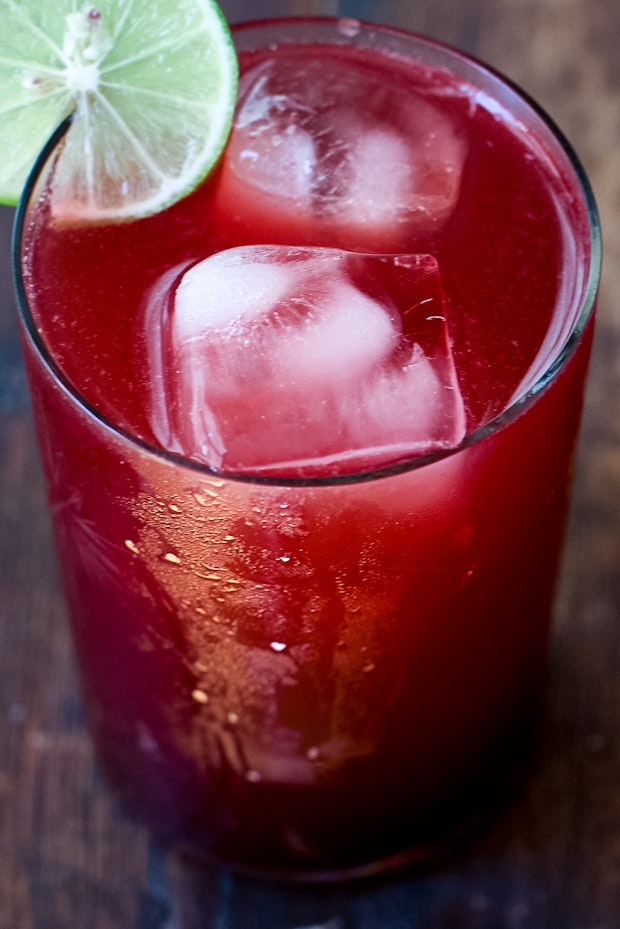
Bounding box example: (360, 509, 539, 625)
(1, 0, 619, 926)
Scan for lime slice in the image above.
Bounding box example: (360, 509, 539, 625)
(0, 0, 238, 219)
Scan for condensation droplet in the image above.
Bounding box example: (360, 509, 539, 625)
(306, 746, 320, 761)
(192, 689, 209, 704)
(227, 712, 239, 725)
(124, 539, 139, 554)
(338, 17, 361, 37)
(362, 662, 376, 673)
(245, 769, 261, 783)
(270, 641, 287, 653)
(193, 490, 217, 505)
(277, 556, 291, 563)
(168, 504, 182, 513)
(163, 552, 181, 565)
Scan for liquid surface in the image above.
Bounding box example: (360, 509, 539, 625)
(22, 41, 588, 477)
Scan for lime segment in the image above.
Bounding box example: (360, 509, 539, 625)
(0, 0, 238, 219)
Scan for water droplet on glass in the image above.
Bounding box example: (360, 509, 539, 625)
(338, 17, 361, 37)
(193, 490, 217, 506)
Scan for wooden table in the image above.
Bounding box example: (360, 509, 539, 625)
(1, 0, 619, 925)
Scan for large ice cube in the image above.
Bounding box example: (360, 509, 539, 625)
(214, 56, 467, 252)
(144, 245, 466, 477)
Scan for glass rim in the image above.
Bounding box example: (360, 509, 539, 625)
(12, 16, 602, 489)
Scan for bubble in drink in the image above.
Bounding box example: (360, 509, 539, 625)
(215, 56, 467, 252)
(144, 245, 466, 476)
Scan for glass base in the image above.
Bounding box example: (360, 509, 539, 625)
(170, 808, 490, 884)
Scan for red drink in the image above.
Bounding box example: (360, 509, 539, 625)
(15, 19, 599, 878)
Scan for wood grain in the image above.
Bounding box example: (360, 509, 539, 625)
(1, 0, 619, 925)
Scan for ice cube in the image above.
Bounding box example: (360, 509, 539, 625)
(226, 65, 316, 205)
(175, 255, 293, 335)
(334, 103, 466, 248)
(143, 245, 466, 477)
(214, 56, 466, 252)
(338, 125, 415, 226)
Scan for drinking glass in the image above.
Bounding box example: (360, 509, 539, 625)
(13, 18, 601, 880)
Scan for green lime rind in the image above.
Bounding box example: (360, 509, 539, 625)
(0, 0, 238, 219)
